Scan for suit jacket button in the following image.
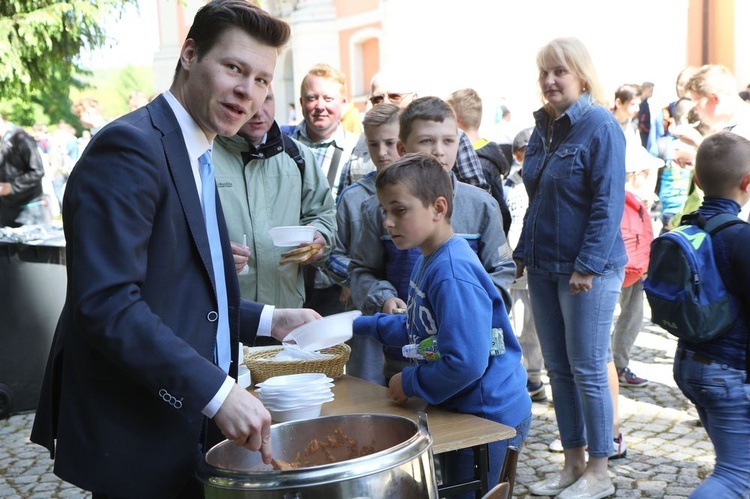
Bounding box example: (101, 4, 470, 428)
(207, 311, 218, 322)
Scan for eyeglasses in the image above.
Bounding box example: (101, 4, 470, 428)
(369, 92, 413, 106)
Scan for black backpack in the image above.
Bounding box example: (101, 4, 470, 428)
(281, 134, 305, 178)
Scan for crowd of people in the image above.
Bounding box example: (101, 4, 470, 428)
(0, 93, 155, 228)
(3, 0, 746, 497)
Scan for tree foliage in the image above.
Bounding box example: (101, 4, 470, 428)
(0, 1, 136, 124)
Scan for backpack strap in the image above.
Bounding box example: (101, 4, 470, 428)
(681, 211, 745, 235)
(703, 212, 746, 234)
(281, 134, 306, 178)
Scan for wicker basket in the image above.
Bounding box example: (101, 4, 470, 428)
(243, 343, 351, 385)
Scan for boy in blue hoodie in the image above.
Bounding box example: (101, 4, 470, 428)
(352, 153, 531, 494)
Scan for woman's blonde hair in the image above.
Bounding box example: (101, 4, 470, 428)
(536, 37, 607, 112)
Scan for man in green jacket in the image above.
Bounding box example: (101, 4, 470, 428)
(214, 87, 336, 309)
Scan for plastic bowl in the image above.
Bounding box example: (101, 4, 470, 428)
(269, 226, 316, 247)
(258, 373, 332, 388)
(269, 403, 323, 423)
(257, 384, 334, 398)
(283, 311, 361, 351)
(259, 388, 334, 405)
(262, 394, 334, 411)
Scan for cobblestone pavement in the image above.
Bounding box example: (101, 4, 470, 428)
(0, 318, 713, 498)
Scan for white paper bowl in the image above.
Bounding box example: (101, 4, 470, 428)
(269, 226, 316, 247)
(262, 394, 334, 411)
(283, 311, 361, 351)
(269, 403, 323, 423)
(257, 384, 334, 398)
(258, 373, 332, 388)
(259, 388, 334, 405)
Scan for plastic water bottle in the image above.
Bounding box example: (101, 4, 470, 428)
(402, 336, 440, 361)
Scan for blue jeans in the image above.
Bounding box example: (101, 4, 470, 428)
(674, 347, 750, 498)
(527, 269, 623, 458)
(440, 413, 532, 499)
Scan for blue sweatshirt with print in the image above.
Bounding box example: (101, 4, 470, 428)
(353, 237, 531, 427)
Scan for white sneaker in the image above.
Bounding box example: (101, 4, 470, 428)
(548, 435, 563, 452)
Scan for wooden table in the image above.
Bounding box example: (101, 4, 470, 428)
(321, 375, 516, 497)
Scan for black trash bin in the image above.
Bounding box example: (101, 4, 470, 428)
(0, 241, 66, 418)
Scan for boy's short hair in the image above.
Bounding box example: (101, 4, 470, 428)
(376, 153, 454, 220)
(300, 63, 347, 98)
(695, 132, 750, 197)
(684, 65, 738, 98)
(174, 0, 290, 78)
(363, 103, 400, 136)
(614, 84, 641, 104)
(398, 96, 456, 143)
(671, 97, 695, 125)
(445, 88, 482, 130)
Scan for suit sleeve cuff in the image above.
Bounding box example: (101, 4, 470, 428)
(202, 375, 235, 418)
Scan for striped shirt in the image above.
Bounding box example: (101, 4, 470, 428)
(290, 122, 360, 200)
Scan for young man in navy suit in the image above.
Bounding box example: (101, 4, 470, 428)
(31, 2, 319, 497)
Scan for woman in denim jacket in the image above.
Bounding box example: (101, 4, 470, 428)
(514, 37, 626, 499)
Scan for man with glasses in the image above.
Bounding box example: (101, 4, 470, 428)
(342, 71, 489, 191)
(368, 90, 415, 106)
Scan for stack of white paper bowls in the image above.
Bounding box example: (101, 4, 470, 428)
(256, 373, 334, 422)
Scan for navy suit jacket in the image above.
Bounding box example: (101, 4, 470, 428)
(31, 96, 263, 497)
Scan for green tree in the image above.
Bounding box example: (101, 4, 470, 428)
(0, 1, 136, 125)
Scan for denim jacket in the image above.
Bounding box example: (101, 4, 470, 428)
(513, 93, 627, 275)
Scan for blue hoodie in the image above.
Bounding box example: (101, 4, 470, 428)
(354, 237, 531, 427)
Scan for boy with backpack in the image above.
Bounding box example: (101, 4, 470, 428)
(645, 132, 750, 497)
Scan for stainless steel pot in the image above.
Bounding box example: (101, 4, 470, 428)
(197, 413, 437, 498)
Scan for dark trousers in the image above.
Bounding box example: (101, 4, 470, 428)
(304, 284, 345, 317)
